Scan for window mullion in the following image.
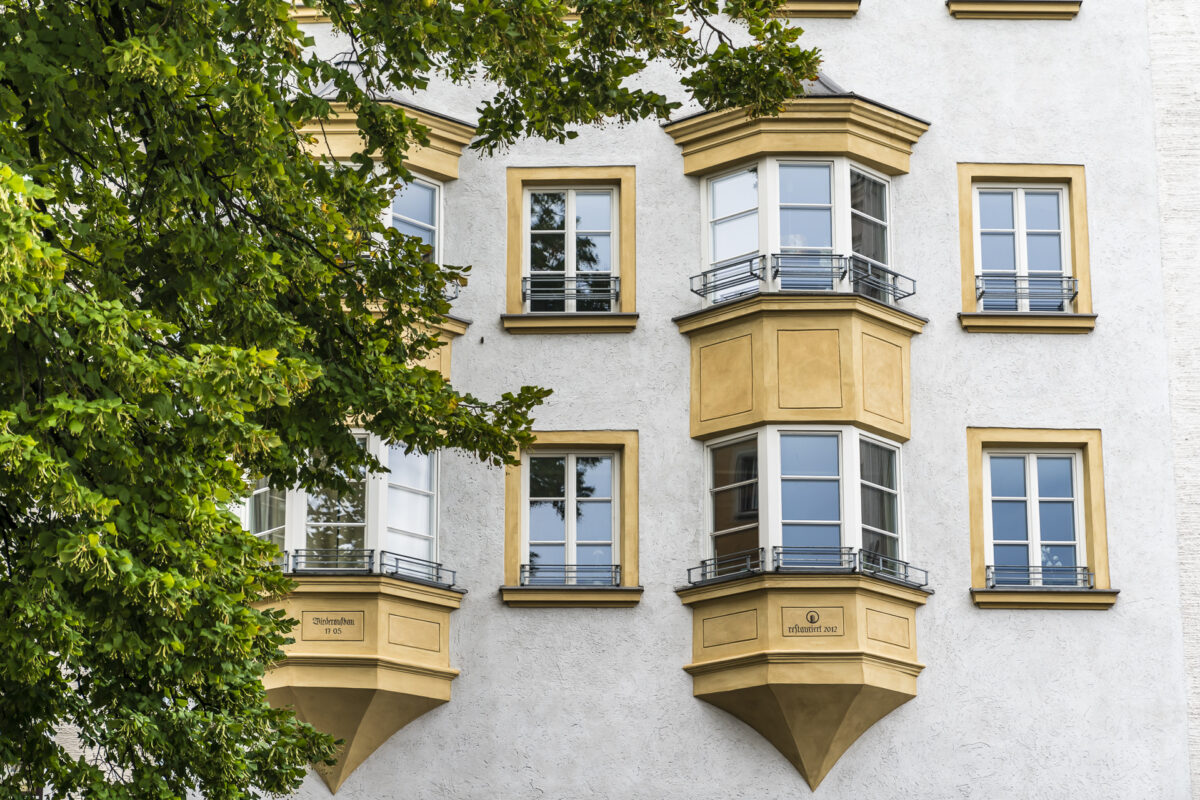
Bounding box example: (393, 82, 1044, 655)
(565, 454, 577, 567)
(1026, 455, 1040, 585)
(565, 190, 577, 312)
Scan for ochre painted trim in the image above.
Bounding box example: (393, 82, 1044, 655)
(663, 99, 929, 177)
(674, 293, 927, 337)
(958, 312, 1096, 334)
(777, 0, 861, 17)
(966, 428, 1113, 600)
(503, 430, 640, 589)
(505, 166, 637, 323)
(499, 586, 644, 608)
(957, 163, 1093, 325)
(947, 1, 1081, 19)
(676, 571, 931, 607)
(500, 313, 638, 334)
(281, 574, 465, 609)
(288, 3, 331, 23)
(970, 589, 1118, 609)
(300, 102, 476, 181)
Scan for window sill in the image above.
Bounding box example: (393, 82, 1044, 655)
(946, 1, 1082, 20)
(958, 312, 1096, 334)
(499, 586, 644, 608)
(777, 0, 860, 17)
(971, 587, 1118, 609)
(501, 313, 639, 334)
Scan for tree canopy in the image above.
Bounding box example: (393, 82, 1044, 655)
(0, 1, 819, 797)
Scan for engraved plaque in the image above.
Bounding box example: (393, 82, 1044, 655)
(702, 609, 759, 648)
(782, 606, 845, 637)
(301, 611, 365, 641)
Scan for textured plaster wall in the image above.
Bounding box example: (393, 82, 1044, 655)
(294, 3, 1191, 797)
(1149, 0, 1200, 794)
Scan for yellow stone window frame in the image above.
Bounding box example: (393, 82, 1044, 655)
(946, 1, 1082, 19)
(503, 167, 638, 334)
(777, 1, 861, 17)
(957, 163, 1095, 333)
(501, 430, 642, 607)
(967, 428, 1117, 609)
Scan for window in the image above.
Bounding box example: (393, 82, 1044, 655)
(526, 188, 615, 312)
(957, 164, 1094, 332)
(698, 158, 911, 306)
(503, 167, 637, 333)
(703, 426, 908, 578)
(502, 430, 641, 606)
(390, 177, 440, 263)
(240, 435, 447, 584)
(967, 428, 1117, 608)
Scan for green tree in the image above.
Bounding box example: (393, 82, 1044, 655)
(0, 1, 819, 797)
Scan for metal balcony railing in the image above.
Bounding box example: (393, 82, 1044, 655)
(773, 546, 857, 572)
(522, 275, 620, 310)
(282, 549, 457, 589)
(975, 275, 1078, 312)
(687, 546, 929, 589)
(519, 563, 621, 587)
(985, 564, 1093, 589)
(686, 548, 766, 585)
(690, 253, 916, 306)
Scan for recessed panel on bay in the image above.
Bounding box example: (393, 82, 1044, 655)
(388, 614, 442, 652)
(699, 335, 754, 421)
(301, 611, 365, 642)
(865, 608, 910, 648)
(702, 608, 759, 648)
(861, 333, 904, 423)
(777, 329, 842, 410)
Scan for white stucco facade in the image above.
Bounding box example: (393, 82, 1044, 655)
(285, 3, 1195, 797)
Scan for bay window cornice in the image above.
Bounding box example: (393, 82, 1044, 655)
(663, 97, 930, 177)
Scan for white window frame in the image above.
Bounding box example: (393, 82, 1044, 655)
(241, 434, 441, 566)
(971, 183, 1072, 312)
(700, 157, 892, 304)
(520, 449, 621, 583)
(982, 448, 1085, 587)
(703, 424, 905, 562)
(386, 174, 444, 266)
(522, 185, 619, 313)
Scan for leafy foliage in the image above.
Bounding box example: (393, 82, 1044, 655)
(0, 1, 819, 797)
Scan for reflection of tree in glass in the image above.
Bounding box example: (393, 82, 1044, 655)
(531, 192, 565, 230)
(528, 457, 604, 521)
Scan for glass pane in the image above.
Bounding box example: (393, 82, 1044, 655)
(576, 456, 612, 497)
(981, 233, 1016, 270)
(529, 500, 566, 541)
(782, 524, 841, 549)
(388, 487, 432, 536)
(780, 208, 833, 250)
(1041, 545, 1078, 585)
(530, 192, 565, 230)
(529, 544, 564, 565)
(711, 170, 758, 219)
(780, 434, 838, 477)
(577, 500, 613, 542)
(781, 479, 840, 522)
(393, 182, 435, 226)
(1037, 457, 1074, 498)
(713, 529, 760, 569)
(981, 276, 1018, 311)
(711, 440, 757, 489)
(860, 441, 896, 489)
(992, 500, 1028, 541)
(993, 544, 1030, 585)
(388, 446, 432, 491)
(780, 164, 831, 205)
(530, 233, 566, 272)
(391, 218, 434, 246)
(1027, 233, 1062, 271)
(575, 192, 612, 231)
(852, 215, 887, 264)
(575, 233, 611, 270)
(862, 529, 899, 560)
(250, 486, 286, 536)
(850, 170, 887, 221)
(577, 545, 612, 566)
(528, 276, 564, 312)
(1039, 501, 1076, 542)
(383, 531, 432, 562)
(712, 212, 759, 263)
(576, 275, 613, 312)
(712, 486, 758, 533)
(861, 485, 897, 533)
(978, 191, 1014, 229)
(306, 480, 366, 524)
(1025, 192, 1061, 230)
(530, 457, 566, 497)
(990, 456, 1026, 497)
(305, 524, 365, 551)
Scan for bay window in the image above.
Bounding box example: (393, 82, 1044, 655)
(389, 176, 441, 264)
(696, 158, 909, 305)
